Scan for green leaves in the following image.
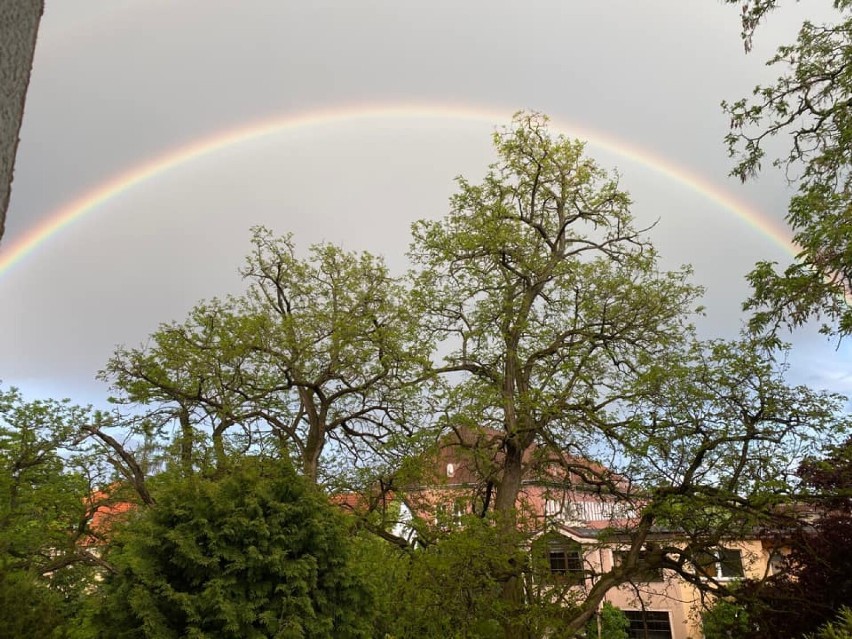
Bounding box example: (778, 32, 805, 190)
(723, 3, 852, 339)
(0, 387, 92, 569)
(94, 458, 371, 639)
(405, 113, 721, 636)
(409, 112, 702, 496)
(101, 226, 431, 482)
(0, 387, 106, 636)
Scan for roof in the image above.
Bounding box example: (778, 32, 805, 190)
(81, 487, 137, 545)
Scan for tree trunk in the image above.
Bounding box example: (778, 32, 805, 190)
(212, 419, 232, 476)
(494, 439, 524, 513)
(178, 407, 194, 474)
(494, 438, 532, 639)
(303, 423, 324, 483)
(299, 389, 324, 483)
(0, 0, 44, 244)
(85, 425, 155, 506)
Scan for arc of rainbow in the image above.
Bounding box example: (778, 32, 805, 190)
(0, 102, 796, 278)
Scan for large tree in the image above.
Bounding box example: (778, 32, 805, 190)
(410, 111, 701, 516)
(407, 113, 847, 638)
(409, 112, 698, 626)
(101, 229, 428, 484)
(722, 1, 852, 338)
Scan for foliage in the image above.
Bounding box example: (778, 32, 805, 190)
(700, 437, 852, 639)
(90, 457, 372, 639)
(100, 229, 429, 483)
(799, 435, 852, 510)
(719, 518, 852, 639)
(0, 569, 69, 639)
(406, 112, 852, 637)
(0, 386, 105, 635)
(344, 533, 408, 639)
(719, 7, 852, 628)
(810, 608, 852, 639)
(0, 386, 90, 570)
(722, 0, 787, 51)
(701, 598, 752, 639)
(408, 111, 703, 633)
(622, 337, 847, 520)
(721, 1, 852, 338)
(585, 602, 629, 639)
(353, 513, 523, 639)
(356, 513, 632, 639)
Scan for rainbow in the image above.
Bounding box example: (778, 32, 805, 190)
(0, 102, 796, 277)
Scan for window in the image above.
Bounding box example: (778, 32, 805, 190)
(768, 549, 786, 576)
(612, 550, 664, 583)
(452, 498, 467, 520)
(696, 547, 744, 580)
(624, 610, 673, 639)
(435, 499, 467, 527)
(543, 537, 584, 583)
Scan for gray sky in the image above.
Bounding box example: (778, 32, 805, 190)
(2, 0, 849, 406)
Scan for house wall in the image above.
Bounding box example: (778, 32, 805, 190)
(408, 452, 776, 639)
(575, 538, 772, 639)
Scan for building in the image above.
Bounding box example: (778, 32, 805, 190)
(392, 430, 780, 639)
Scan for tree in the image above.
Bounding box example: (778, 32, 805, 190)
(812, 608, 852, 639)
(700, 436, 852, 639)
(239, 229, 430, 482)
(0, 569, 70, 639)
(586, 602, 630, 639)
(0, 387, 87, 572)
(411, 110, 699, 507)
(721, 1, 852, 338)
(723, 1, 797, 52)
(408, 113, 847, 638)
(583, 335, 845, 638)
(0, 0, 44, 244)
(0, 386, 107, 636)
(701, 598, 753, 639)
(798, 434, 852, 511)
(356, 513, 520, 639)
(409, 111, 698, 634)
(91, 456, 372, 639)
(716, 9, 852, 629)
(101, 228, 429, 484)
(101, 298, 272, 479)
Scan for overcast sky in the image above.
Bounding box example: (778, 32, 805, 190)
(2, 0, 849, 407)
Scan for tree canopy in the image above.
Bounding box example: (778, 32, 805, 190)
(0, 386, 106, 637)
(91, 457, 372, 639)
(401, 113, 846, 637)
(407, 112, 706, 632)
(101, 227, 429, 484)
(722, 1, 852, 338)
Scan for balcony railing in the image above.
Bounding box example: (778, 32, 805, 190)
(545, 499, 636, 523)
